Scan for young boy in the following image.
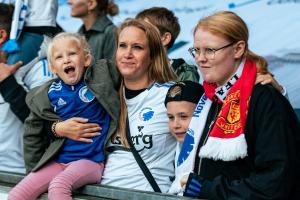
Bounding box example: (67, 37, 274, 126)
(164, 80, 204, 194)
(165, 81, 204, 143)
(8, 32, 120, 200)
(136, 7, 200, 82)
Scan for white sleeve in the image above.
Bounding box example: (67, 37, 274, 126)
(23, 59, 56, 90)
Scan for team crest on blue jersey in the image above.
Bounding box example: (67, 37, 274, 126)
(177, 128, 195, 166)
(79, 86, 95, 103)
(139, 107, 154, 121)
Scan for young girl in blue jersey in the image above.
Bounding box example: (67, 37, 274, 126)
(9, 32, 120, 200)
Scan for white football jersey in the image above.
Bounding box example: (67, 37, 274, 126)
(102, 82, 176, 192)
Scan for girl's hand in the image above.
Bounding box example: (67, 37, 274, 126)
(55, 117, 101, 143)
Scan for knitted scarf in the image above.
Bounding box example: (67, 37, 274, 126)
(199, 59, 256, 160)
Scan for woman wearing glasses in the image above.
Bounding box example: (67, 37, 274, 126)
(173, 11, 300, 199)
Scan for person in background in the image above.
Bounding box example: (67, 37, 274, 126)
(8, 32, 119, 200)
(68, 0, 118, 61)
(136, 7, 200, 82)
(0, 2, 54, 174)
(0, 2, 26, 174)
(174, 11, 300, 199)
(5, 0, 60, 66)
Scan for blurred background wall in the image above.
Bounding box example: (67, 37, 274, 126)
(57, 0, 300, 110)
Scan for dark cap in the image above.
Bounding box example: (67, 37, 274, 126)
(164, 80, 204, 106)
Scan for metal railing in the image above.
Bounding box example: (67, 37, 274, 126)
(0, 171, 199, 200)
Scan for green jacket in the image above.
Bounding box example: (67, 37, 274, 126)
(24, 59, 120, 173)
(171, 58, 200, 82)
(79, 15, 116, 61)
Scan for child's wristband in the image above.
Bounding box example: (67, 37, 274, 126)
(51, 120, 63, 138)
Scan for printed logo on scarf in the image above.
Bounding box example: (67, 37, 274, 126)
(227, 101, 240, 124)
(216, 90, 242, 134)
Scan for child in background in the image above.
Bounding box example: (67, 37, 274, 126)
(136, 7, 200, 82)
(8, 32, 119, 200)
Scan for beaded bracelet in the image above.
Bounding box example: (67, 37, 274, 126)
(51, 120, 63, 138)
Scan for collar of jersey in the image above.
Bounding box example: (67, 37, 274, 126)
(60, 78, 85, 91)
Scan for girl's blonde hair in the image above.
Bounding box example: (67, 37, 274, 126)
(47, 32, 92, 67)
(116, 19, 176, 146)
(194, 11, 268, 74)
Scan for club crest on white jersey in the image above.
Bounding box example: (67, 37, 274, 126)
(139, 107, 154, 121)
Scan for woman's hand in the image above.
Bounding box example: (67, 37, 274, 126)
(55, 117, 102, 143)
(255, 73, 283, 93)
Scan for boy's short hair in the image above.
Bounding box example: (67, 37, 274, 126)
(136, 7, 180, 50)
(165, 81, 204, 106)
(0, 3, 14, 33)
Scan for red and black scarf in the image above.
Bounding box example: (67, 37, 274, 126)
(199, 59, 257, 161)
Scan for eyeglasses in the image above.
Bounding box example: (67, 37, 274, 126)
(188, 42, 234, 60)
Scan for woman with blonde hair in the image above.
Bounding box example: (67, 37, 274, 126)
(172, 11, 300, 199)
(100, 18, 177, 192)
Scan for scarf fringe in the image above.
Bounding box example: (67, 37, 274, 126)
(199, 134, 248, 161)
